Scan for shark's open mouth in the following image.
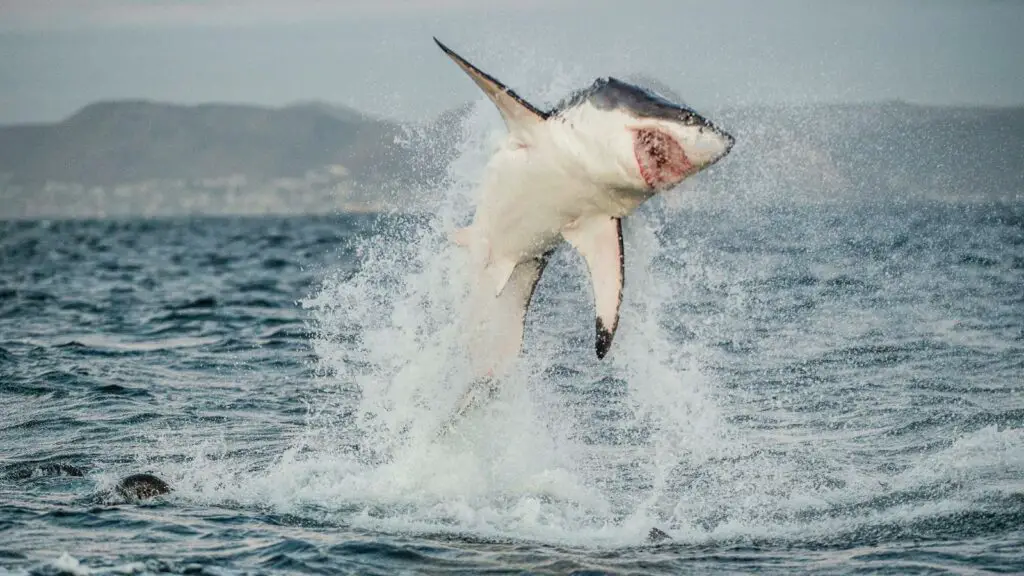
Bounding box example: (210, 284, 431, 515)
(633, 128, 692, 189)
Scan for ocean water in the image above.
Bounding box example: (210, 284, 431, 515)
(2, 196, 1022, 574)
(2, 100, 1024, 573)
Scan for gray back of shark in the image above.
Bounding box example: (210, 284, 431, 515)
(554, 77, 720, 130)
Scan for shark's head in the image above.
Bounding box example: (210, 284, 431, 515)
(554, 77, 734, 192)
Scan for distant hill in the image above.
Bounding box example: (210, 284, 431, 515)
(0, 98, 1020, 219)
(0, 99, 470, 217)
(0, 100, 411, 187)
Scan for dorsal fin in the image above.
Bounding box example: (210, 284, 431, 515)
(434, 38, 548, 133)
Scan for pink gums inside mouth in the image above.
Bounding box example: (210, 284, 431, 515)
(633, 128, 692, 189)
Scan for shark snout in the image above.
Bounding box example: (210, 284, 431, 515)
(715, 130, 735, 165)
(687, 124, 734, 169)
(722, 130, 735, 154)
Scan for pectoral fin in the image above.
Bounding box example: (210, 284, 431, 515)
(434, 38, 548, 134)
(562, 216, 624, 359)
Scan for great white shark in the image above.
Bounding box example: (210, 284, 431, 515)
(435, 38, 734, 430)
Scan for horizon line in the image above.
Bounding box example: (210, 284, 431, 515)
(3, 97, 1023, 128)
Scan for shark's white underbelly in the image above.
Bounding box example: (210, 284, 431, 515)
(470, 141, 641, 266)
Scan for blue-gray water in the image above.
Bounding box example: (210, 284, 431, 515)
(1, 199, 1022, 575)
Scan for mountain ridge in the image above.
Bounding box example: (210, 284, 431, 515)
(1, 99, 1021, 219)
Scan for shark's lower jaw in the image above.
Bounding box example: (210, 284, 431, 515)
(633, 128, 692, 190)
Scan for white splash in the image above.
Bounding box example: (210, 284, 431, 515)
(136, 54, 1024, 550)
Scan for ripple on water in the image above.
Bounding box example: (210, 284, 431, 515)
(0, 207, 1021, 574)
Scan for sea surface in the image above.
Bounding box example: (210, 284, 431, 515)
(0, 76, 1022, 575)
(1, 194, 1022, 574)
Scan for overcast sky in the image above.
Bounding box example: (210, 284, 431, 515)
(1, 0, 1021, 124)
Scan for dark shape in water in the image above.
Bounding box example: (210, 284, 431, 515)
(116, 473, 171, 500)
(647, 527, 672, 543)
